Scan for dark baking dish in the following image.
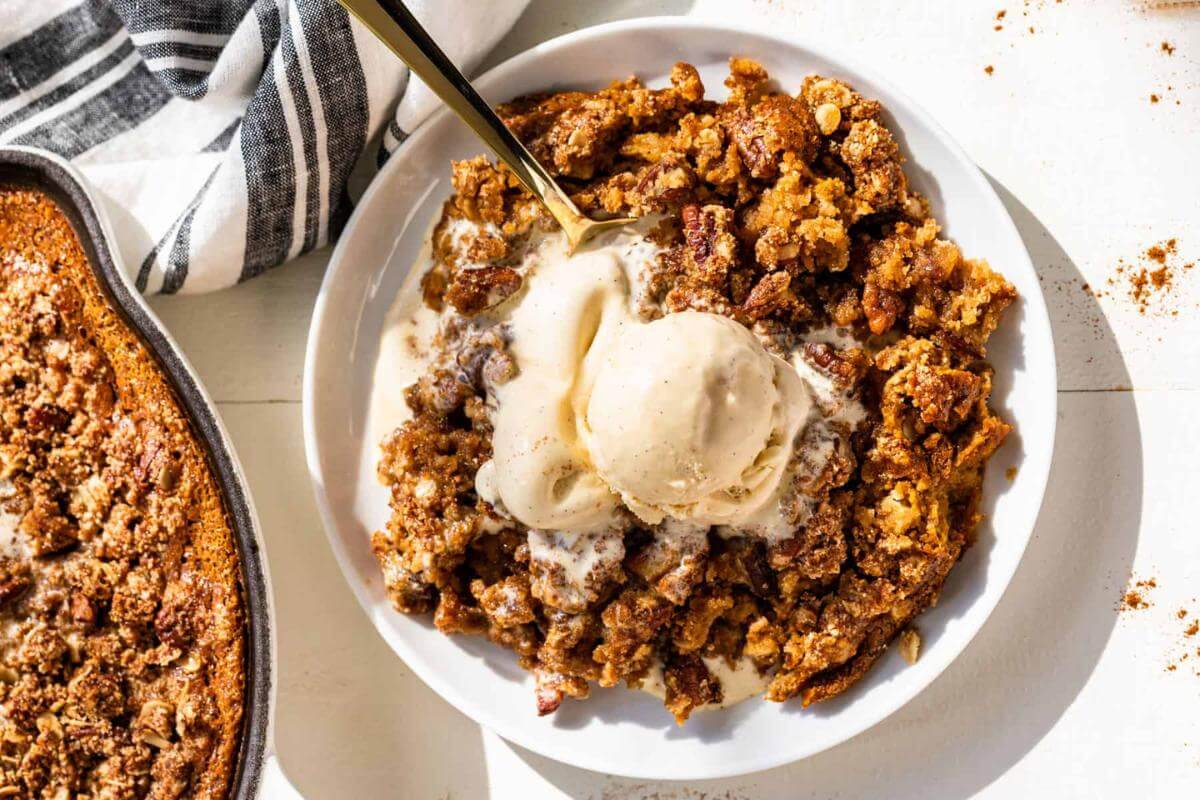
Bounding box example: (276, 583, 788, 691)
(0, 146, 297, 799)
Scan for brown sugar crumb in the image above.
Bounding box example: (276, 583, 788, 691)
(984, 65, 995, 75)
(1150, 93, 1160, 104)
(1187, 622, 1200, 637)
(997, 9, 1008, 19)
(1161, 41, 1175, 55)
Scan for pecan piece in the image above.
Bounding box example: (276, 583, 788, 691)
(681, 204, 738, 279)
(862, 280, 905, 335)
(0, 565, 31, 608)
(70, 593, 97, 628)
(908, 365, 983, 431)
(727, 95, 820, 179)
(444, 266, 522, 316)
(801, 342, 871, 389)
(740, 271, 792, 321)
(729, 106, 776, 179)
(632, 154, 697, 211)
(663, 653, 722, 724)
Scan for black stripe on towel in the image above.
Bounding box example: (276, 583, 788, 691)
(0, 38, 136, 131)
(202, 116, 242, 152)
(0, 0, 123, 102)
(238, 0, 294, 281)
(149, 69, 211, 101)
(133, 36, 228, 102)
(161, 168, 220, 294)
(136, 41, 225, 64)
(376, 117, 410, 169)
(110, 0, 258, 37)
(297, 0, 368, 240)
(10, 61, 172, 159)
(136, 165, 220, 293)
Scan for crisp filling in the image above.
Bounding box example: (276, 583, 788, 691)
(370, 59, 1016, 723)
(0, 190, 245, 799)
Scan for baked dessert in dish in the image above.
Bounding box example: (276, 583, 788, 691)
(0, 189, 245, 798)
(368, 59, 1016, 723)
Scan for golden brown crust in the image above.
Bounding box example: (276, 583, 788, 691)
(0, 188, 244, 799)
(372, 60, 1016, 724)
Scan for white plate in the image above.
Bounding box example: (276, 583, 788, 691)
(302, 17, 1056, 780)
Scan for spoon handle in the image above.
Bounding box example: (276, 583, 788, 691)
(337, 0, 586, 235)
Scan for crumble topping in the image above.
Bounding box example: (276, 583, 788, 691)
(371, 59, 1015, 723)
(0, 190, 244, 798)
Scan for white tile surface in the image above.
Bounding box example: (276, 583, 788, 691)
(147, 1, 1200, 797)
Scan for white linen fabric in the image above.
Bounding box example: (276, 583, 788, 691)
(0, 0, 529, 293)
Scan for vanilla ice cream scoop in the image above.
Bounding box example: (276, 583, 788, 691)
(582, 312, 811, 527)
(475, 228, 814, 539)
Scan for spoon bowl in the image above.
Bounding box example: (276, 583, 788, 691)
(338, 0, 637, 252)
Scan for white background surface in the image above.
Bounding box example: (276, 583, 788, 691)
(146, 1, 1200, 797)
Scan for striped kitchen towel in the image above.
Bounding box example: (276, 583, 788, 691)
(0, 0, 529, 293)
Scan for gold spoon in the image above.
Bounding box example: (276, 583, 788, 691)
(338, 0, 637, 253)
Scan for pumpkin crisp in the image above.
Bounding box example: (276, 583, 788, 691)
(0, 189, 244, 798)
(371, 59, 1016, 723)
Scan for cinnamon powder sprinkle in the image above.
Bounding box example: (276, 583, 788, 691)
(1123, 592, 1152, 609)
(1150, 93, 1160, 104)
(1123, 591, 1151, 611)
(1161, 41, 1175, 55)
(1108, 239, 1193, 315)
(1118, 582, 1156, 614)
(1120, 577, 1158, 612)
(1166, 605, 1200, 675)
(985, 65, 995, 75)
(1147, 241, 1174, 264)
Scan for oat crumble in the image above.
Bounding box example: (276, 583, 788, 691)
(371, 60, 1016, 723)
(0, 190, 245, 798)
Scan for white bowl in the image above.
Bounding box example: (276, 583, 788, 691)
(302, 17, 1056, 780)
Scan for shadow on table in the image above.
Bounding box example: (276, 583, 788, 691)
(510, 176, 1144, 799)
(218, 407, 491, 800)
